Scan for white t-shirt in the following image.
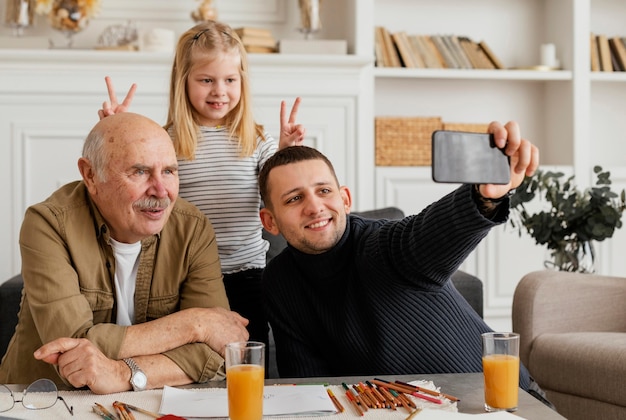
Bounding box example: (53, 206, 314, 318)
(109, 238, 142, 326)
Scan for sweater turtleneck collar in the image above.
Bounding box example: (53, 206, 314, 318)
(284, 216, 356, 280)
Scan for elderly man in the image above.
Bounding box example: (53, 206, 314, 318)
(0, 113, 248, 394)
(259, 122, 554, 406)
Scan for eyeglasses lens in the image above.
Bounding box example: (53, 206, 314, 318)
(0, 385, 15, 412)
(22, 378, 57, 409)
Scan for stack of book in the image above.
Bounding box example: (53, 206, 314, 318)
(234, 27, 277, 53)
(374, 27, 504, 70)
(590, 33, 626, 72)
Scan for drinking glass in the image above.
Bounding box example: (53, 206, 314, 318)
(225, 341, 265, 420)
(482, 332, 520, 412)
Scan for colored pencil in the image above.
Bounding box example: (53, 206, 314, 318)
(365, 380, 389, 407)
(117, 402, 160, 418)
(345, 389, 365, 416)
(326, 388, 345, 413)
(395, 379, 460, 402)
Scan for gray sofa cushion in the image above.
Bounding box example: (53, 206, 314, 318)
(0, 274, 22, 359)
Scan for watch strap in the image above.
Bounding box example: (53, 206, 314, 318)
(123, 357, 147, 391)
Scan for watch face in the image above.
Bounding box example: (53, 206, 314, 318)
(132, 371, 148, 389)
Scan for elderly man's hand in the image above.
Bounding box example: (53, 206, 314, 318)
(194, 307, 250, 357)
(34, 337, 131, 394)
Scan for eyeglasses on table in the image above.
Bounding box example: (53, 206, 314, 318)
(0, 378, 73, 415)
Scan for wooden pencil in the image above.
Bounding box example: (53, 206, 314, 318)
(326, 388, 345, 413)
(118, 402, 160, 418)
(365, 380, 389, 407)
(376, 385, 397, 410)
(390, 388, 413, 413)
(395, 379, 460, 402)
(345, 390, 365, 416)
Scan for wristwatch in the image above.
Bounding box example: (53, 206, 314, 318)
(123, 358, 147, 391)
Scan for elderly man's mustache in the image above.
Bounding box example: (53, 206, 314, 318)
(134, 197, 171, 210)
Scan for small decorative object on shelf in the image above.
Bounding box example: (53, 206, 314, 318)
(4, 0, 35, 36)
(191, 0, 217, 22)
(510, 166, 626, 273)
(35, 0, 101, 48)
(298, 0, 321, 39)
(96, 21, 138, 51)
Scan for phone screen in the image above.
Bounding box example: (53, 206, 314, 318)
(431, 130, 510, 184)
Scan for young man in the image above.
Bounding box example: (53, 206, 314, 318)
(259, 122, 543, 393)
(0, 113, 248, 394)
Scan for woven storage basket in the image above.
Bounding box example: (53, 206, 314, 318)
(375, 116, 442, 166)
(442, 122, 489, 133)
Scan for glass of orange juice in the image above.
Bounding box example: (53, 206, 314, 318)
(225, 341, 265, 420)
(481, 332, 520, 412)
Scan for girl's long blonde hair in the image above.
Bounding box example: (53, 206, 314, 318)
(165, 21, 266, 160)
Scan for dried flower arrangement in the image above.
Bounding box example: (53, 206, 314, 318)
(35, 0, 101, 32)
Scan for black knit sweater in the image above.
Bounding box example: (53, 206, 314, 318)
(263, 184, 532, 390)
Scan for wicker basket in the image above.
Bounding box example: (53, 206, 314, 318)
(375, 116, 442, 166)
(442, 122, 489, 133)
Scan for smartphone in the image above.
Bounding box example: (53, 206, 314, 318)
(431, 130, 510, 184)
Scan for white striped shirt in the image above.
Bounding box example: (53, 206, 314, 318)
(176, 126, 277, 273)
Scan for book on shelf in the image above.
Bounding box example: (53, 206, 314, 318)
(458, 36, 495, 70)
(608, 37, 626, 71)
(234, 27, 273, 39)
(596, 34, 613, 72)
(430, 34, 458, 68)
(379, 26, 402, 67)
(405, 35, 426, 68)
(244, 45, 276, 54)
(392, 31, 423, 68)
(445, 35, 473, 69)
(374, 26, 387, 66)
(478, 40, 505, 69)
(237, 34, 277, 49)
(424, 35, 448, 68)
(410, 35, 444, 69)
(590, 33, 600, 72)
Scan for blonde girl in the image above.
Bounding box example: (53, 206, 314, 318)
(99, 20, 305, 351)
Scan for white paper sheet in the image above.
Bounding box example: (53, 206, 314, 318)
(416, 408, 527, 419)
(159, 384, 337, 418)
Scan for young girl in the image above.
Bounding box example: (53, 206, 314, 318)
(99, 20, 305, 350)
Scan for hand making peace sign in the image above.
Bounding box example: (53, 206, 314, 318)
(278, 97, 306, 149)
(97, 76, 137, 120)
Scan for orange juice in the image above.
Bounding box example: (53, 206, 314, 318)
(482, 354, 519, 410)
(226, 364, 264, 420)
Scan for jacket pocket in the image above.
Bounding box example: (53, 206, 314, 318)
(81, 288, 115, 324)
(146, 293, 180, 320)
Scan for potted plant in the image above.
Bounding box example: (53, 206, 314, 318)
(509, 166, 626, 273)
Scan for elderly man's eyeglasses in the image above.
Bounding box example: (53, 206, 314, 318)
(0, 378, 73, 415)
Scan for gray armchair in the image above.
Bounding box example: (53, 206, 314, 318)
(512, 270, 626, 420)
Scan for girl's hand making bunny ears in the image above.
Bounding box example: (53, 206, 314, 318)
(278, 97, 306, 149)
(97, 76, 137, 120)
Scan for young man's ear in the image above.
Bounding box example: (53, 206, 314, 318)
(260, 208, 280, 236)
(340, 186, 352, 214)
